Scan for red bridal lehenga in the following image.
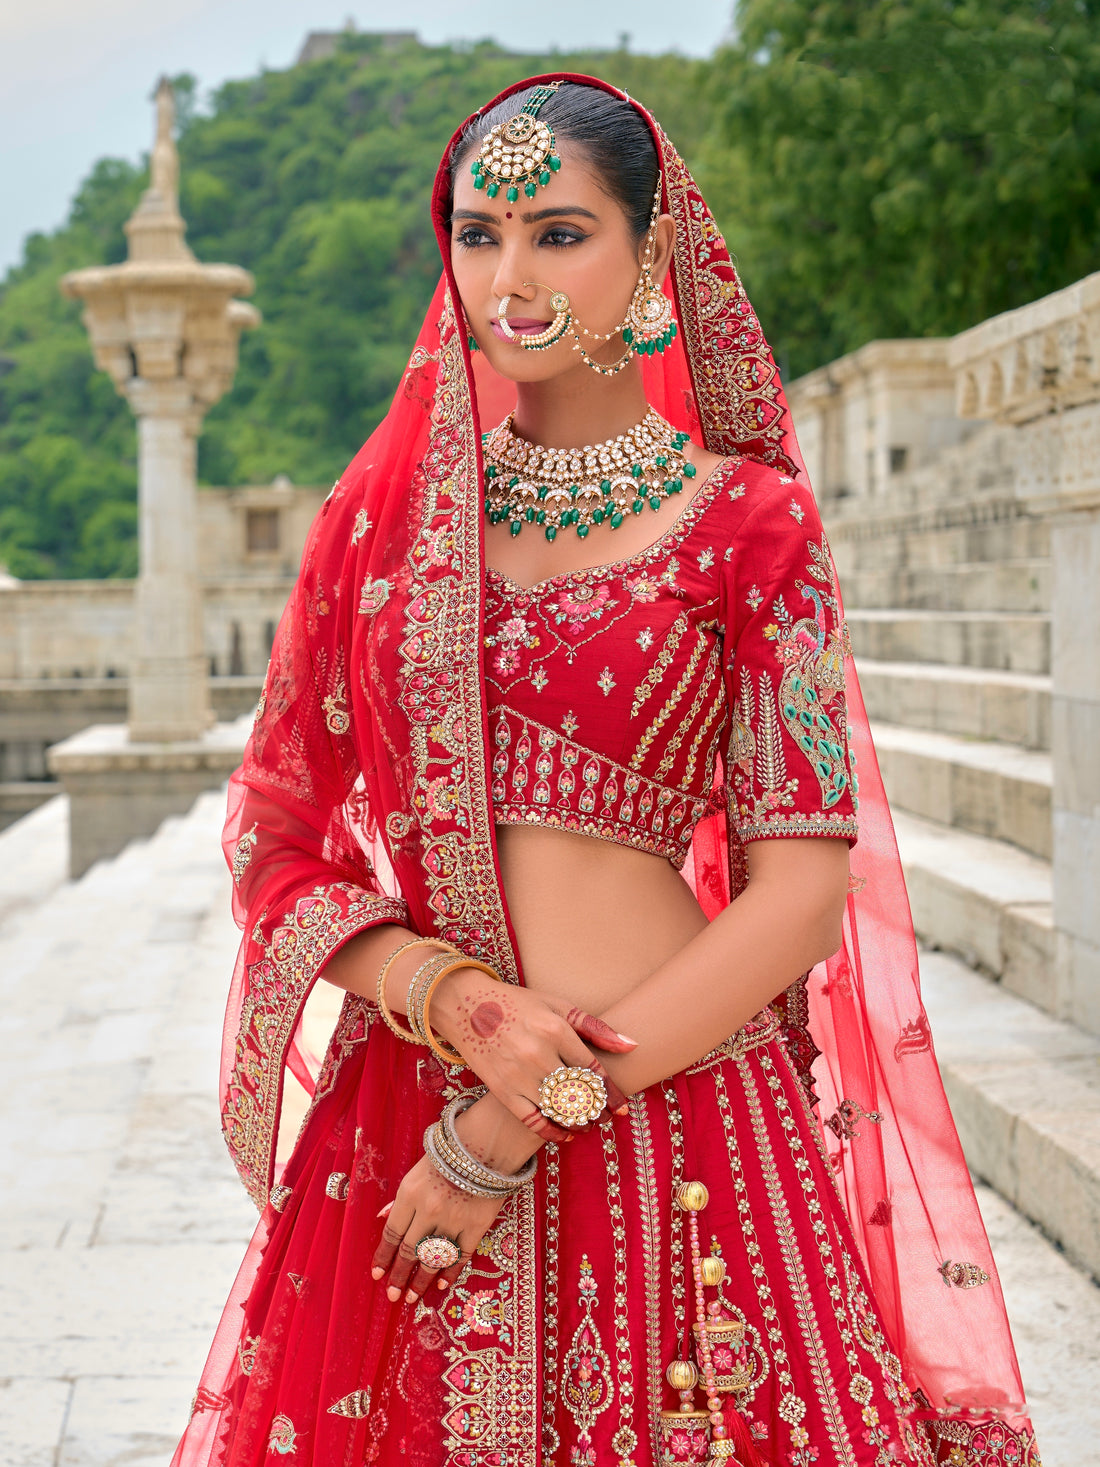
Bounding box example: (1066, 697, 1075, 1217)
(173, 75, 1040, 1467)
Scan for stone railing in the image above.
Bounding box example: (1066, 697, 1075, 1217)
(949, 270, 1100, 425)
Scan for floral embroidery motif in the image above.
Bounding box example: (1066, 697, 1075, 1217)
(549, 582, 618, 633)
(267, 1415, 297, 1454)
(484, 611, 540, 676)
(788, 498, 805, 523)
(697, 546, 715, 571)
(322, 681, 350, 735)
(561, 1256, 613, 1459)
(746, 583, 763, 611)
(636, 628, 654, 650)
(597, 667, 616, 697)
(937, 1260, 991, 1290)
(562, 710, 579, 736)
(351, 509, 371, 543)
(532, 665, 549, 692)
(231, 824, 258, 885)
(728, 481, 747, 499)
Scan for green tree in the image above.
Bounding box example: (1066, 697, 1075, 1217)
(707, 0, 1100, 375)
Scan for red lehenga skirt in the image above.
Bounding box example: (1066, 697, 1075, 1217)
(175, 1002, 956, 1467)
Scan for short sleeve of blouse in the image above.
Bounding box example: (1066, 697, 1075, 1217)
(721, 474, 859, 846)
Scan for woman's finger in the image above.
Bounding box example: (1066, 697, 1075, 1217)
(518, 1103, 574, 1145)
(371, 1196, 414, 1279)
(433, 1247, 476, 1300)
(385, 1225, 422, 1301)
(563, 1005, 637, 1053)
(556, 1033, 630, 1117)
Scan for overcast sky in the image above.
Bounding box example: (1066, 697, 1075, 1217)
(1, 0, 733, 276)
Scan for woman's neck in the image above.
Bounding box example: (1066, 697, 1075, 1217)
(510, 361, 651, 449)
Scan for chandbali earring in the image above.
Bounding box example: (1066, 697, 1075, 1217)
(570, 176, 679, 377)
(496, 288, 573, 351)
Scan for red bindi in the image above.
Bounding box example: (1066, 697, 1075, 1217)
(506, 211, 513, 219)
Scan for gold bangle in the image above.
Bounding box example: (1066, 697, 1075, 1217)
(376, 937, 460, 1044)
(420, 958, 503, 1066)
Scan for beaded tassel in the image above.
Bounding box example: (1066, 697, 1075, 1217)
(656, 1181, 762, 1467)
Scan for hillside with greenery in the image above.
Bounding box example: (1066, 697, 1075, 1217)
(1, 3, 1096, 579)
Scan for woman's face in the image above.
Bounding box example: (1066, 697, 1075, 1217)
(449, 137, 670, 383)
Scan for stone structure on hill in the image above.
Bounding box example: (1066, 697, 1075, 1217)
(47, 80, 260, 874)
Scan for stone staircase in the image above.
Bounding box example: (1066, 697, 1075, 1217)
(829, 489, 1100, 1280)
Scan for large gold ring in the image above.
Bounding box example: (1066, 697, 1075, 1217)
(537, 1065, 608, 1128)
(415, 1234, 461, 1271)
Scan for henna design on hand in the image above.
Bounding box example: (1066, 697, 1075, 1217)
(588, 1059, 629, 1116)
(470, 1000, 504, 1038)
(521, 1105, 574, 1144)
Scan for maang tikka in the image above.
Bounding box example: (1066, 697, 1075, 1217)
(472, 82, 563, 202)
(495, 178, 679, 376)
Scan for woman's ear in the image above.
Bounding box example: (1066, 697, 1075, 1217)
(649, 214, 677, 286)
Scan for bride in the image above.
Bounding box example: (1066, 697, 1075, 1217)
(173, 74, 1038, 1467)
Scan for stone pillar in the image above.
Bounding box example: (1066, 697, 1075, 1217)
(128, 382, 208, 740)
(50, 79, 260, 876)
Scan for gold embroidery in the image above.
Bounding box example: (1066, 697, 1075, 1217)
(628, 1098, 664, 1466)
(328, 1389, 372, 1418)
(231, 824, 258, 885)
(224, 883, 407, 1209)
(540, 1145, 562, 1466)
(560, 1255, 613, 1449)
(599, 1123, 638, 1466)
(631, 634, 706, 771)
(322, 680, 351, 735)
(630, 612, 689, 717)
(655, 640, 722, 781)
(937, 1260, 991, 1290)
(267, 1415, 297, 1455)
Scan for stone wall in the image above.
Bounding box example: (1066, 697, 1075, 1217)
(0, 481, 326, 681)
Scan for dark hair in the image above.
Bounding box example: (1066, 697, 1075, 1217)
(450, 83, 659, 240)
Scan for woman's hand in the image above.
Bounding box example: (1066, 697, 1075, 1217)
(370, 1093, 540, 1303)
(370, 1153, 504, 1304)
(426, 968, 636, 1141)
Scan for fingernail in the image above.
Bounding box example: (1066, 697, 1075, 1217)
(371, 1266, 384, 1281)
(616, 1104, 629, 1117)
(386, 1286, 401, 1303)
(437, 1278, 449, 1290)
(376, 1202, 393, 1217)
(405, 1288, 418, 1304)
(616, 1032, 638, 1044)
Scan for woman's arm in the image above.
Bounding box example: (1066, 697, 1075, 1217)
(596, 835, 849, 1093)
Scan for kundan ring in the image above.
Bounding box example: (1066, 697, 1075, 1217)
(537, 1065, 608, 1128)
(415, 1234, 461, 1271)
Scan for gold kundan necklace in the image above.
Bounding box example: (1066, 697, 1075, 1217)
(482, 409, 697, 542)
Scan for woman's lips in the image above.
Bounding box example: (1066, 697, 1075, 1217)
(490, 318, 551, 340)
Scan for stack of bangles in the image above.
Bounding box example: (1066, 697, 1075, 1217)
(424, 1094, 538, 1197)
(375, 937, 502, 1066)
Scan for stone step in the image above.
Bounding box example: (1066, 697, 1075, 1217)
(920, 944, 1100, 1282)
(872, 721, 1052, 859)
(847, 608, 1050, 673)
(841, 559, 1050, 612)
(0, 794, 70, 932)
(830, 506, 1050, 572)
(892, 809, 1054, 1013)
(857, 659, 1050, 750)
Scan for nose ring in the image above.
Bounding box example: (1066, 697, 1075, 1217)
(496, 285, 573, 352)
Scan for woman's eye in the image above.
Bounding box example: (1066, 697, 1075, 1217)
(542, 228, 586, 249)
(456, 227, 492, 249)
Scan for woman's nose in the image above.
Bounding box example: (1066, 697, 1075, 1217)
(490, 250, 537, 307)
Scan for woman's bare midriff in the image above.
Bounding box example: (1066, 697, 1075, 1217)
(493, 823, 709, 1012)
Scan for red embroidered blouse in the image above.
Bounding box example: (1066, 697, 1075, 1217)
(484, 458, 859, 868)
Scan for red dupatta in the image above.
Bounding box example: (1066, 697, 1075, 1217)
(217, 73, 1032, 1461)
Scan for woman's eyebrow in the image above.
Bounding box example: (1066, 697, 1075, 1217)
(450, 206, 600, 225)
